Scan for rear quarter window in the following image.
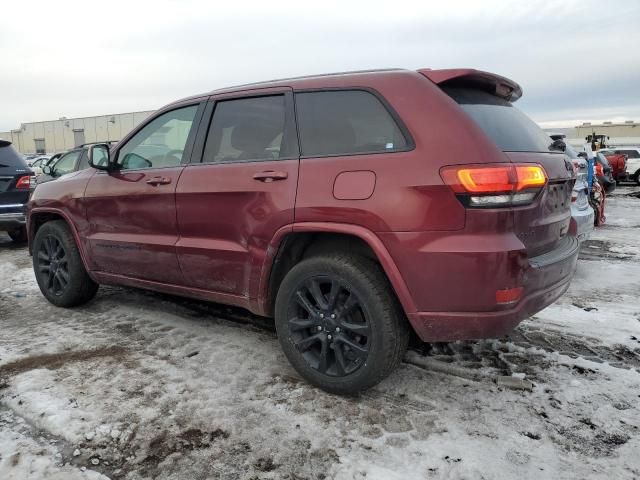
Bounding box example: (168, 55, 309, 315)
(295, 90, 409, 157)
(443, 87, 554, 153)
(618, 150, 640, 159)
(0, 141, 29, 169)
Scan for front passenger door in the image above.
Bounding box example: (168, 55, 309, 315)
(84, 103, 202, 284)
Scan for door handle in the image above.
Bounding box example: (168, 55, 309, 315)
(146, 176, 172, 186)
(252, 171, 288, 182)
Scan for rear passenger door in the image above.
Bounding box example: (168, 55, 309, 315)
(175, 89, 299, 298)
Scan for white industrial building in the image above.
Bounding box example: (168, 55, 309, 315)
(0, 110, 154, 154)
(545, 121, 640, 148)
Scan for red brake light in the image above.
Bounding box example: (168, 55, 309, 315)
(16, 175, 31, 189)
(440, 164, 547, 207)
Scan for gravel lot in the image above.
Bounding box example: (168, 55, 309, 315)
(1, 187, 639, 480)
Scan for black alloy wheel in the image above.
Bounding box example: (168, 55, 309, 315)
(275, 254, 409, 395)
(36, 234, 70, 296)
(32, 220, 98, 307)
(288, 276, 370, 377)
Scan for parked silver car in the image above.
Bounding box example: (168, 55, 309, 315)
(566, 144, 594, 241)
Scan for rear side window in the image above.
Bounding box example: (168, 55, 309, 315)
(203, 95, 293, 163)
(443, 87, 554, 153)
(295, 90, 408, 157)
(617, 150, 640, 159)
(0, 141, 28, 169)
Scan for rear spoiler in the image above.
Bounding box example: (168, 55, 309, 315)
(418, 68, 523, 102)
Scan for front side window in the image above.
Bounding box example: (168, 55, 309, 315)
(78, 150, 91, 170)
(295, 90, 408, 157)
(203, 95, 289, 163)
(118, 105, 198, 170)
(52, 151, 81, 176)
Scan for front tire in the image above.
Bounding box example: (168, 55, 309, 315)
(274, 254, 409, 395)
(32, 220, 98, 307)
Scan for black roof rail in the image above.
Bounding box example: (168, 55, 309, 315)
(78, 140, 117, 147)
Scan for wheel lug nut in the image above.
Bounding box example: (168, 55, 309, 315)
(330, 314, 336, 319)
(320, 313, 324, 319)
(335, 327, 340, 333)
(327, 334, 332, 340)
(317, 326, 322, 331)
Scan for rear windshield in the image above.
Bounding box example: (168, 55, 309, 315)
(0, 141, 28, 169)
(443, 87, 555, 153)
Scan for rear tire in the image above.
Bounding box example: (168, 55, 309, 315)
(8, 227, 27, 243)
(33, 220, 98, 307)
(274, 253, 409, 395)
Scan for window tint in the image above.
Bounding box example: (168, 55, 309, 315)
(295, 90, 407, 157)
(203, 95, 289, 163)
(443, 87, 554, 153)
(618, 149, 640, 159)
(52, 151, 81, 176)
(0, 142, 28, 169)
(118, 105, 198, 170)
(78, 150, 91, 170)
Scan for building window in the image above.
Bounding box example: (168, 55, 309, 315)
(34, 138, 46, 154)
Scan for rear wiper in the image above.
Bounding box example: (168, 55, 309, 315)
(549, 139, 566, 152)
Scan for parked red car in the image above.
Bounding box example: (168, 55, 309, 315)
(27, 68, 578, 394)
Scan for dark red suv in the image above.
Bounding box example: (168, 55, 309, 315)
(27, 68, 578, 394)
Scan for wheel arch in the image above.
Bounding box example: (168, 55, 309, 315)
(254, 222, 417, 318)
(28, 208, 93, 275)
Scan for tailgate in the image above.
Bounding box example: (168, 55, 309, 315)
(426, 69, 576, 257)
(505, 152, 574, 256)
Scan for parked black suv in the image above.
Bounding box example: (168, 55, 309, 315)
(0, 140, 34, 242)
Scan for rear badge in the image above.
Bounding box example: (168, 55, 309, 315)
(385, 143, 394, 149)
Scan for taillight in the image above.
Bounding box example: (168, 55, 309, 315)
(16, 175, 32, 190)
(440, 163, 547, 207)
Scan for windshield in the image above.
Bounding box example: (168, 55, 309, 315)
(443, 87, 555, 153)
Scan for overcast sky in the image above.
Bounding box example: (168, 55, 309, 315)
(1, 0, 639, 131)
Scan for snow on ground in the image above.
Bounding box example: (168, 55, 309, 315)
(0, 187, 639, 480)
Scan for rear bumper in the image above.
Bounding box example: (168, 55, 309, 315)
(402, 236, 579, 342)
(0, 204, 27, 231)
(570, 205, 595, 242)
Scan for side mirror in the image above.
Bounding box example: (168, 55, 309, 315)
(89, 144, 113, 171)
(42, 165, 52, 175)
